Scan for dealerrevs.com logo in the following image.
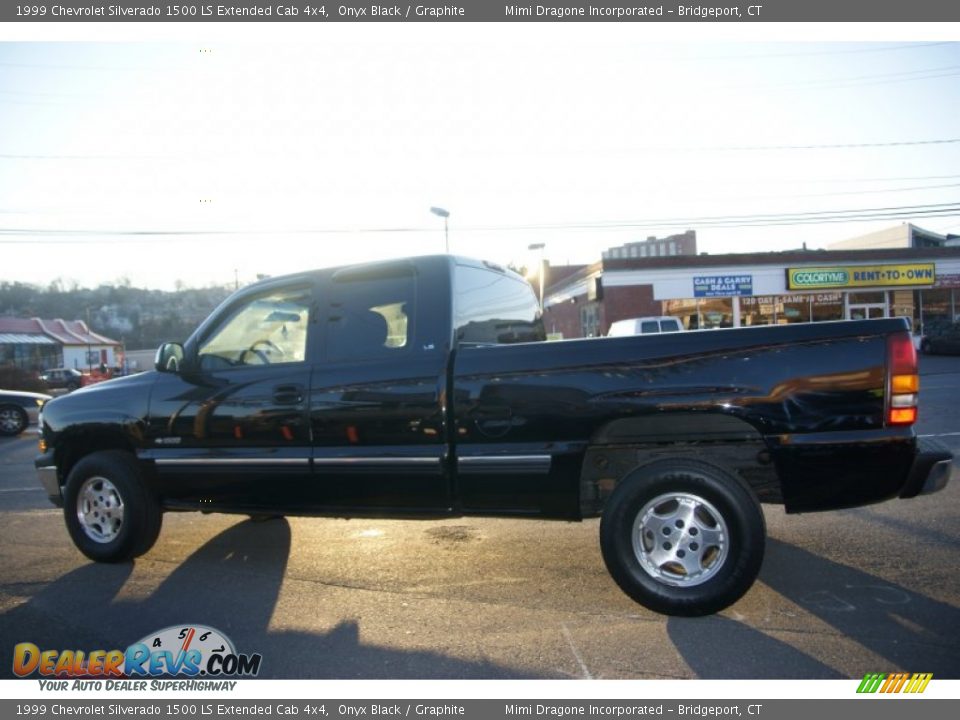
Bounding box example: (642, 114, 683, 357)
(13, 624, 262, 680)
(857, 673, 933, 694)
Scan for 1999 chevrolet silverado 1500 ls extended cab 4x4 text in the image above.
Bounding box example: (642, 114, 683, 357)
(35, 256, 953, 615)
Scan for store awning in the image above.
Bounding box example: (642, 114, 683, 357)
(0, 333, 58, 345)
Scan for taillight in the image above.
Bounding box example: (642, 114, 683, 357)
(887, 332, 918, 426)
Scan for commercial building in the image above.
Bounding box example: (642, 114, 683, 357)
(828, 222, 958, 251)
(0, 317, 122, 371)
(543, 243, 960, 338)
(602, 230, 697, 260)
(0, 318, 61, 371)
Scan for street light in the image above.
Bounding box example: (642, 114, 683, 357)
(528, 243, 546, 309)
(430, 206, 450, 253)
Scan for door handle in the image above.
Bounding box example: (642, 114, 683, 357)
(273, 384, 304, 405)
(470, 406, 513, 438)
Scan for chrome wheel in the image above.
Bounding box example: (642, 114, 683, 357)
(0, 406, 26, 435)
(76, 476, 125, 544)
(632, 492, 729, 587)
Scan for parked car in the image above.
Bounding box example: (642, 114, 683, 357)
(0, 389, 51, 436)
(39, 368, 83, 392)
(919, 321, 960, 355)
(35, 256, 950, 616)
(608, 316, 684, 336)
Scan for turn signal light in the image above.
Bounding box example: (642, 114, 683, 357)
(891, 374, 919, 394)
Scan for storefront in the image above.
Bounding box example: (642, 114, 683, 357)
(543, 247, 960, 338)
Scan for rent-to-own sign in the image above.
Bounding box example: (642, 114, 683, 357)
(786, 263, 936, 290)
(693, 275, 753, 297)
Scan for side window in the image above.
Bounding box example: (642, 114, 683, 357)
(661, 319, 681, 333)
(640, 321, 659, 334)
(327, 271, 415, 362)
(455, 265, 545, 345)
(198, 286, 311, 371)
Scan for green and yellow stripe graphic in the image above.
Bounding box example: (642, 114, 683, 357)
(857, 672, 933, 694)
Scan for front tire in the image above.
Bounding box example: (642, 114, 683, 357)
(63, 450, 162, 562)
(0, 405, 28, 436)
(600, 458, 765, 616)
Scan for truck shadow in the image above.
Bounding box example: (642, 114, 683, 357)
(0, 518, 549, 679)
(758, 538, 960, 676)
(668, 538, 960, 678)
(666, 614, 843, 679)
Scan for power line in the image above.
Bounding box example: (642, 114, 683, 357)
(692, 42, 955, 61)
(677, 138, 960, 152)
(1, 202, 959, 241)
(4, 136, 959, 161)
(717, 63, 960, 94)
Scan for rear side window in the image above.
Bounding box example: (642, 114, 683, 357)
(454, 265, 545, 345)
(327, 270, 415, 362)
(661, 319, 681, 333)
(640, 321, 659, 334)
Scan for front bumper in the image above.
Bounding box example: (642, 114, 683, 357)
(34, 450, 62, 508)
(900, 437, 954, 499)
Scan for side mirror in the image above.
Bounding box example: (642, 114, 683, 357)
(155, 343, 184, 373)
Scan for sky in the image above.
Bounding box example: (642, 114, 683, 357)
(1, 32, 959, 290)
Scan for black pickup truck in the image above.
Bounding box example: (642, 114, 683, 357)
(35, 256, 952, 615)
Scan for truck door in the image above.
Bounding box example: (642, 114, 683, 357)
(308, 260, 452, 512)
(145, 281, 315, 510)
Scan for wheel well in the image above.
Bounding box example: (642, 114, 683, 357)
(590, 413, 762, 445)
(579, 440, 780, 518)
(55, 431, 137, 488)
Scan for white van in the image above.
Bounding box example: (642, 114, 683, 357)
(607, 316, 684, 336)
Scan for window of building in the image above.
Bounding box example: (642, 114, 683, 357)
(663, 298, 698, 330)
(809, 293, 844, 322)
(580, 302, 601, 338)
(699, 297, 733, 329)
(741, 293, 843, 326)
(663, 298, 732, 329)
(0, 342, 61, 372)
(919, 288, 952, 328)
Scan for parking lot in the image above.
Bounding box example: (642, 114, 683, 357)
(1, 356, 958, 680)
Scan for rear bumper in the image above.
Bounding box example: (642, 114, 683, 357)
(900, 438, 954, 499)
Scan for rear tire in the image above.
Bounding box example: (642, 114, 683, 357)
(920, 339, 932, 354)
(600, 458, 765, 616)
(0, 405, 28, 436)
(63, 450, 162, 562)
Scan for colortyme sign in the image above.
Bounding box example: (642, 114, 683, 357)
(694, 275, 753, 297)
(786, 264, 936, 290)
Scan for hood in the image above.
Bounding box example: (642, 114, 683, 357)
(0, 389, 53, 401)
(70, 371, 158, 396)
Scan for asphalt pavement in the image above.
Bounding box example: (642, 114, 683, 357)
(0, 356, 958, 680)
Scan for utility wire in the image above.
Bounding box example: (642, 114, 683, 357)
(3, 136, 959, 160)
(1, 203, 959, 241)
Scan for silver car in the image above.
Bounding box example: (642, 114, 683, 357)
(0, 389, 52, 436)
